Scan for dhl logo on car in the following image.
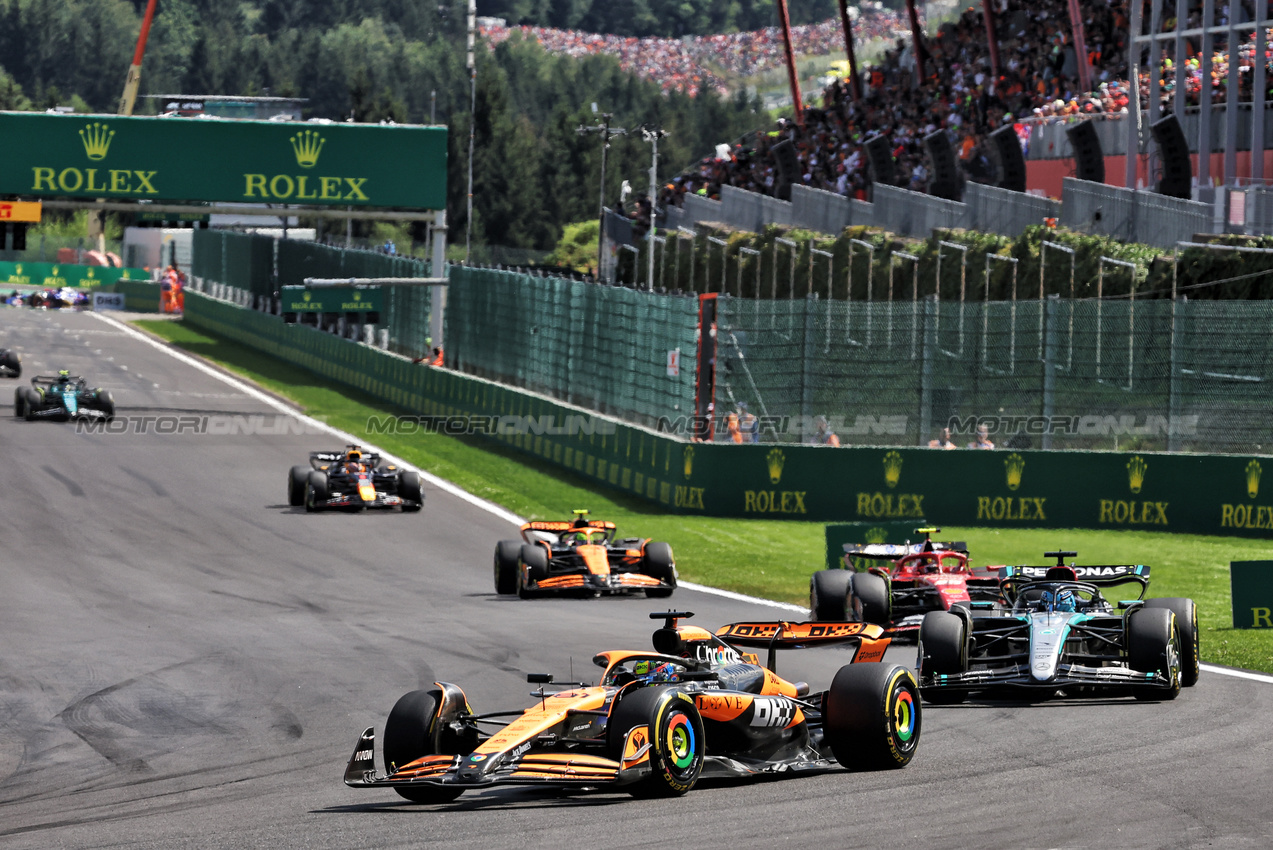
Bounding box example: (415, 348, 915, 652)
(695, 693, 804, 728)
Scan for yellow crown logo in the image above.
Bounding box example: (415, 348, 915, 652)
(352, 291, 361, 301)
(15, 264, 21, 274)
(79, 122, 115, 160)
(1247, 459, 1262, 499)
(1127, 455, 1148, 494)
(682, 445, 695, 479)
(1005, 453, 1026, 491)
(302, 291, 312, 302)
(864, 526, 887, 545)
(766, 448, 785, 484)
(290, 129, 326, 168)
(883, 450, 903, 489)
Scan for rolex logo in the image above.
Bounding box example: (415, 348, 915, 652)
(682, 445, 694, 479)
(1127, 455, 1148, 494)
(352, 291, 361, 301)
(302, 291, 312, 302)
(289, 129, 326, 168)
(80, 122, 115, 160)
(883, 451, 903, 489)
(1004, 453, 1026, 491)
(1247, 459, 1262, 499)
(766, 448, 785, 484)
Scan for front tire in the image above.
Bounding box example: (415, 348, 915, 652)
(917, 611, 969, 705)
(824, 663, 921, 770)
(493, 540, 521, 595)
(14, 387, 26, 418)
(608, 687, 703, 797)
(850, 572, 892, 625)
(287, 465, 309, 507)
(1128, 607, 1182, 701)
(382, 689, 464, 804)
(642, 541, 677, 598)
(23, 387, 40, 421)
(305, 470, 328, 512)
(398, 470, 423, 512)
(810, 569, 852, 620)
(1144, 598, 1199, 687)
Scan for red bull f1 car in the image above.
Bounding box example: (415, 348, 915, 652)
(916, 552, 1200, 703)
(343, 611, 921, 803)
(493, 510, 676, 598)
(810, 528, 1001, 639)
(288, 445, 423, 512)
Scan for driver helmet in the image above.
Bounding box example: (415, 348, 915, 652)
(57, 369, 70, 382)
(1054, 588, 1077, 612)
(922, 557, 940, 573)
(345, 448, 362, 462)
(632, 660, 676, 683)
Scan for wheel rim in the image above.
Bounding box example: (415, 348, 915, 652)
(887, 672, 920, 756)
(663, 710, 697, 772)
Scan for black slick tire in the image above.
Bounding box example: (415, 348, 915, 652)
(14, 387, 25, 418)
(642, 541, 677, 598)
(850, 572, 891, 625)
(1128, 607, 1182, 701)
(607, 687, 703, 797)
(810, 569, 852, 621)
(493, 539, 520, 595)
(917, 611, 969, 704)
(824, 663, 921, 770)
(1144, 598, 1199, 687)
(382, 689, 463, 804)
(305, 470, 328, 513)
(398, 470, 423, 512)
(288, 465, 309, 507)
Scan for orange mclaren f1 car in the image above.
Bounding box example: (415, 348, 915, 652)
(493, 510, 676, 598)
(343, 612, 921, 802)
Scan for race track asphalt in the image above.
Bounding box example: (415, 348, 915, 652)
(1, 306, 1270, 849)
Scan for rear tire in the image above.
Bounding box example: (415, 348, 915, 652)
(824, 663, 921, 770)
(0, 350, 20, 377)
(288, 465, 309, 507)
(1129, 607, 1181, 701)
(382, 689, 464, 804)
(918, 611, 969, 705)
(607, 687, 703, 797)
(493, 540, 520, 595)
(850, 572, 892, 625)
(14, 387, 25, 418)
(517, 544, 549, 599)
(398, 470, 423, 512)
(642, 541, 677, 598)
(810, 569, 852, 621)
(1144, 598, 1199, 687)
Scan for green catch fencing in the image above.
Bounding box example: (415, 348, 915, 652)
(444, 267, 698, 429)
(181, 288, 688, 510)
(180, 290, 1272, 539)
(110, 279, 161, 312)
(715, 295, 1273, 455)
(191, 231, 435, 358)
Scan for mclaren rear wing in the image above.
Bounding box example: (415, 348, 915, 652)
(715, 620, 891, 670)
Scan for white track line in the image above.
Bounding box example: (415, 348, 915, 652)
(92, 312, 1273, 674)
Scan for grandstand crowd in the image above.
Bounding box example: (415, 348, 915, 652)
(479, 5, 911, 97)
(658, 1, 1273, 204)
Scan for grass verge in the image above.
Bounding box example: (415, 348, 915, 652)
(134, 319, 1273, 675)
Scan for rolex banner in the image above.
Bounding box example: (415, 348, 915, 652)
(0, 112, 447, 210)
(672, 444, 1273, 538)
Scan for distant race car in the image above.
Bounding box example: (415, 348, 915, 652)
(289, 445, 423, 513)
(13, 371, 115, 421)
(0, 348, 19, 378)
(810, 528, 1002, 638)
(493, 510, 676, 598)
(343, 611, 920, 803)
(916, 551, 1200, 704)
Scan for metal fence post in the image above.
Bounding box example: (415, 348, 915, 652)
(707, 236, 728, 293)
(918, 295, 937, 446)
(1040, 240, 1075, 365)
(1042, 294, 1059, 450)
(810, 248, 834, 352)
(848, 238, 875, 346)
(1168, 296, 1184, 452)
(937, 240, 968, 356)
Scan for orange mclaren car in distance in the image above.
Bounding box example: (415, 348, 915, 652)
(493, 510, 676, 599)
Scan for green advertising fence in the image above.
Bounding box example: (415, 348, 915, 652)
(180, 289, 1273, 540)
(1, 261, 149, 288)
(444, 267, 698, 429)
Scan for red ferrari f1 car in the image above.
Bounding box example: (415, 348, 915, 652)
(810, 528, 1003, 638)
(493, 510, 676, 598)
(343, 611, 920, 802)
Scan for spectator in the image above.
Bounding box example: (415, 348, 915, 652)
(737, 402, 759, 443)
(968, 424, 995, 449)
(810, 414, 841, 447)
(928, 427, 957, 449)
